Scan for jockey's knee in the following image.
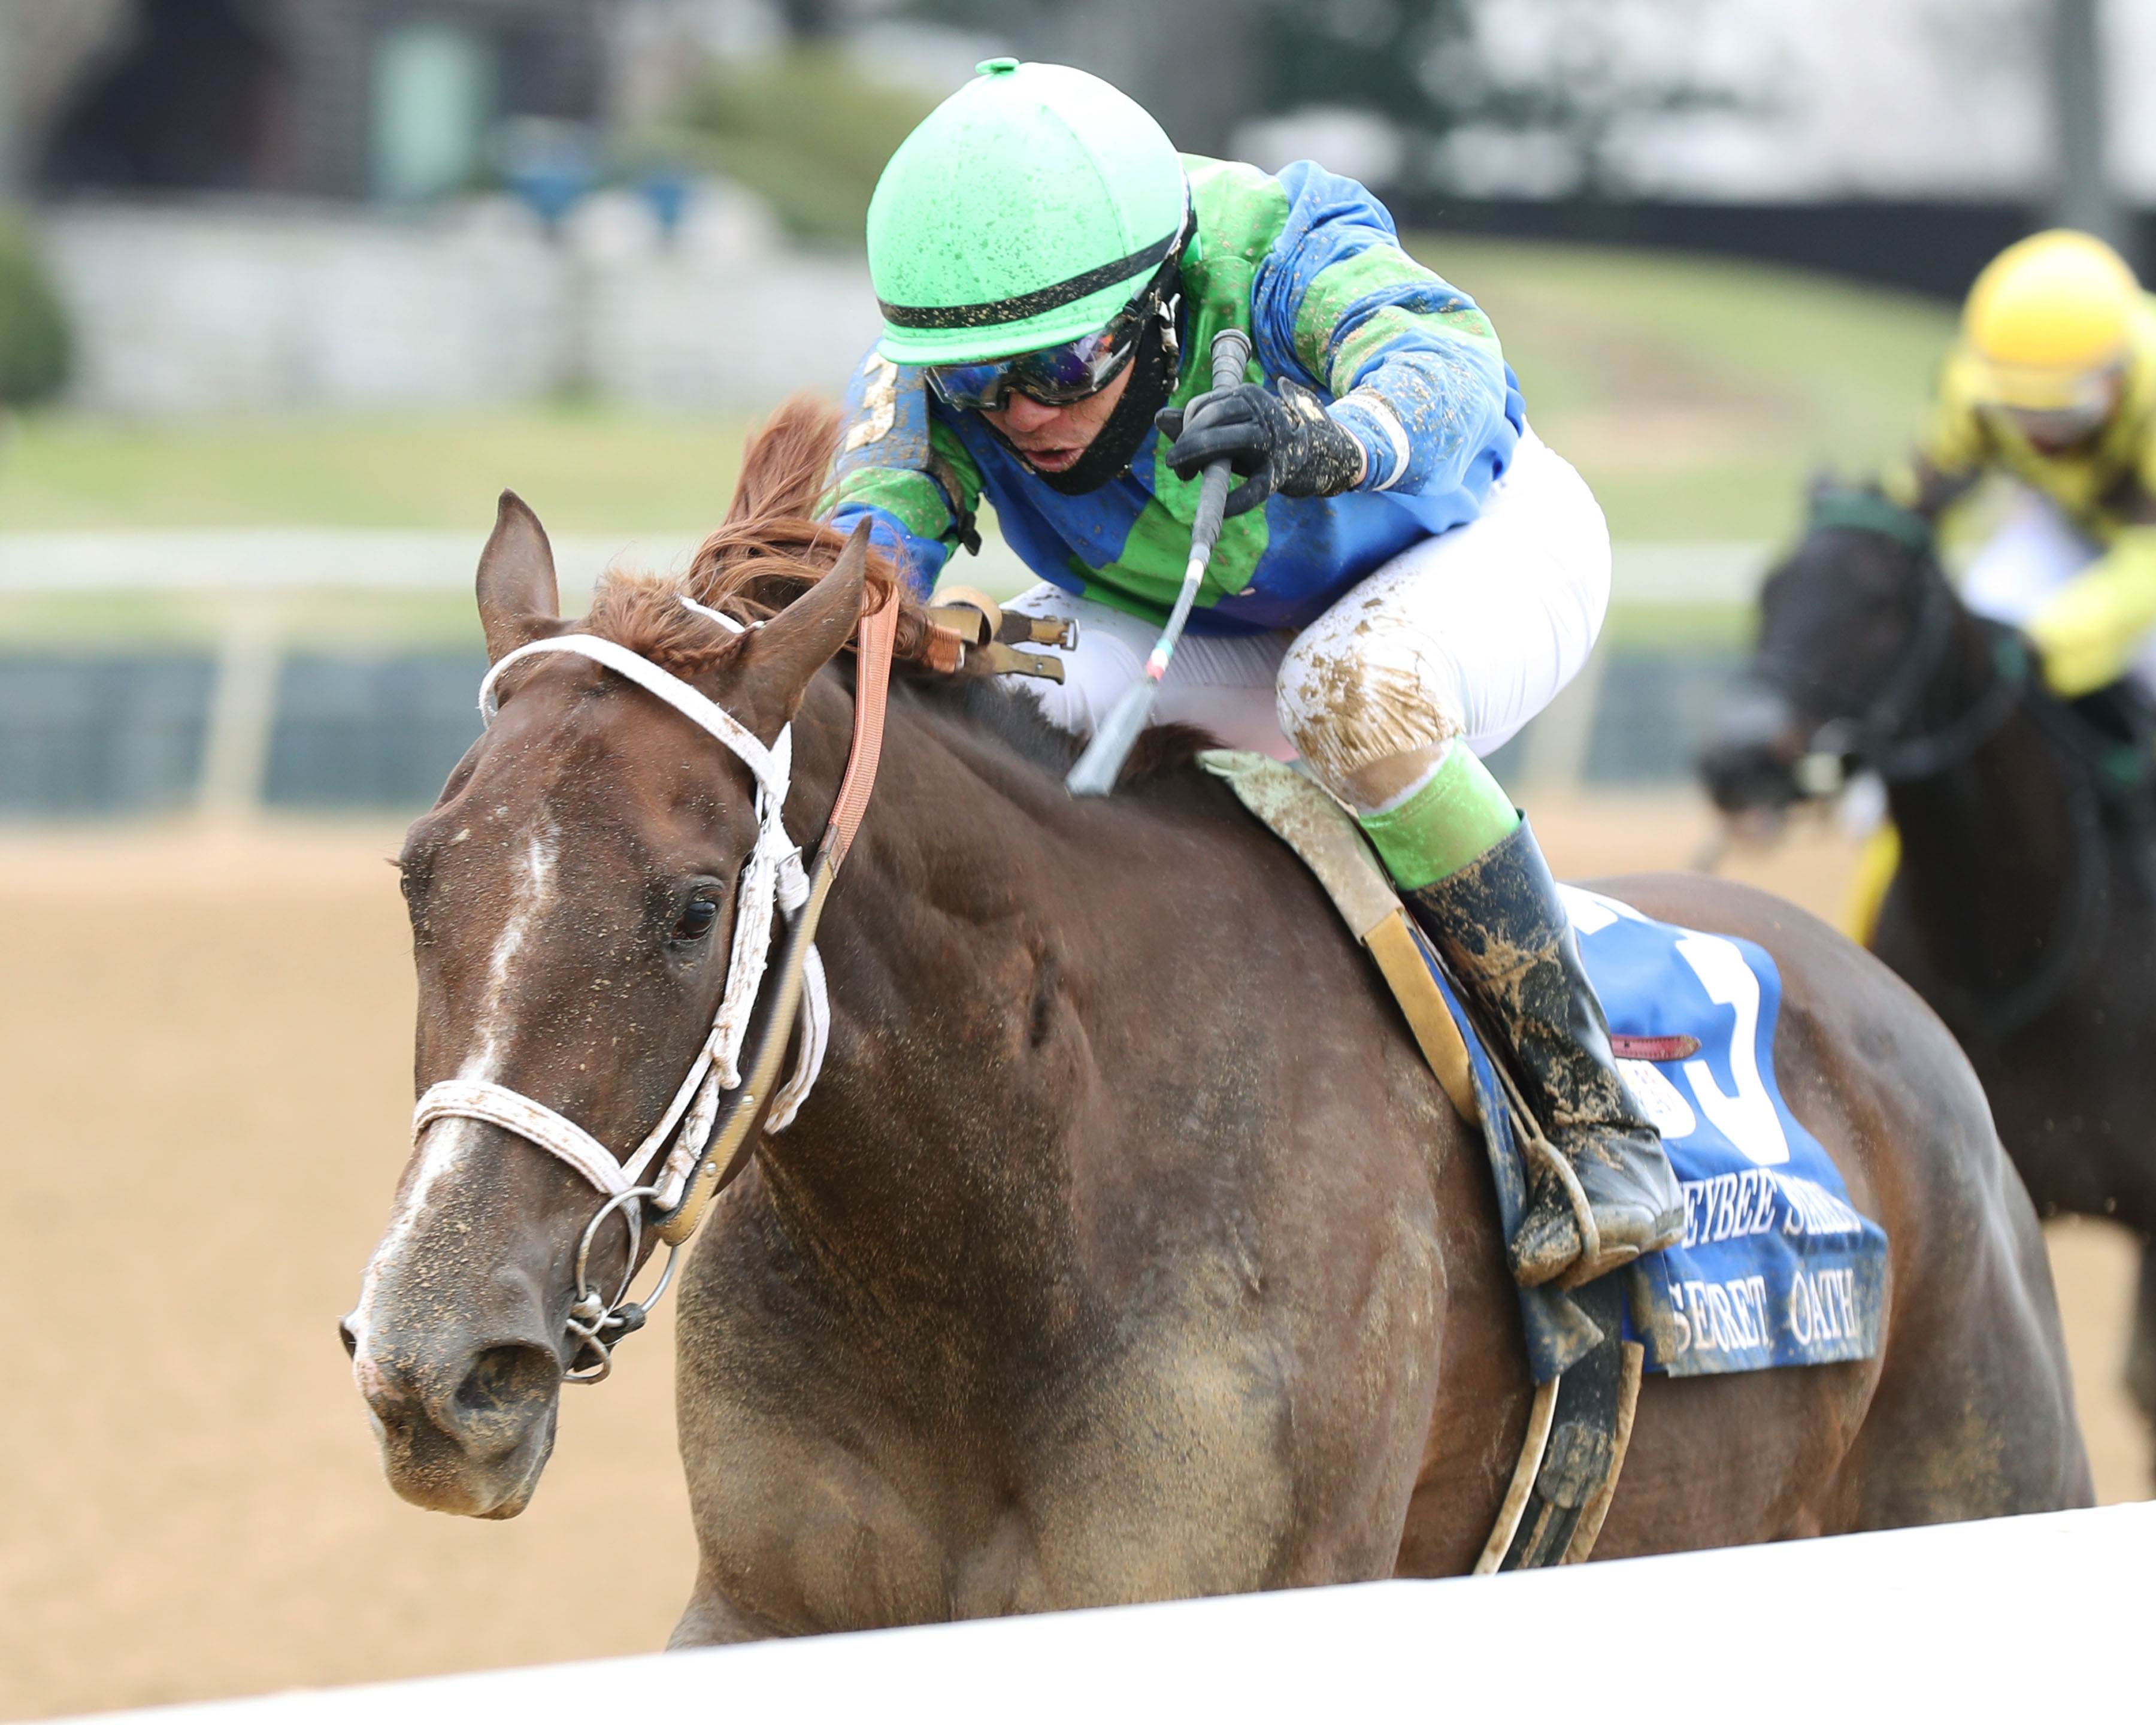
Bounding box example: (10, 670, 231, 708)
(1276, 625, 1467, 813)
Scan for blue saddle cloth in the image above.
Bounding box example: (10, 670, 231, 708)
(1423, 884, 1890, 1384)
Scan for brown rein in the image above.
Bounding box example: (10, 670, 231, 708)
(653, 585, 903, 1245)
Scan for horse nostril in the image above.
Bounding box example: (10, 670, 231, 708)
(456, 1343, 561, 1419)
(337, 1317, 359, 1359)
(1698, 742, 1800, 816)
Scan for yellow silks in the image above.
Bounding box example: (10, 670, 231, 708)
(2024, 525, 2156, 696)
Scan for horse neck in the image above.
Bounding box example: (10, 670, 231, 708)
(1882, 609, 2080, 988)
(755, 671, 1094, 1327)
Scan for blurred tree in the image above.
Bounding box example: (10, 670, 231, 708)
(0, 214, 71, 408)
(780, 0, 840, 40)
(898, 0, 1266, 156)
(2048, 0, 2124, 255)
(677, 47, 938, 243)
(900, 0, 1761, 196)
(1256, 0, 1474, 148)
(1430, 0, 1767, 197)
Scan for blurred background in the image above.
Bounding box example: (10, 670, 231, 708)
(0, 2, 2148, 1718)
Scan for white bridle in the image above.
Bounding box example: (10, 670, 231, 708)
(408, 600, 831, 1376)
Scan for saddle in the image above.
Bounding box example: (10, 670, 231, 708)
(1201, 750, 1889, 1571)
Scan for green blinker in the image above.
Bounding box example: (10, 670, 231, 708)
(865, 61, 1187, 365)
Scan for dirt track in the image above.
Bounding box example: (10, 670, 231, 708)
(0, 798, 2145, 1720)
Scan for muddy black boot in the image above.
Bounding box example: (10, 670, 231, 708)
(1404, 820, 1683, 1288)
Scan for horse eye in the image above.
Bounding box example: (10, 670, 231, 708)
(673, 895, 719, 942)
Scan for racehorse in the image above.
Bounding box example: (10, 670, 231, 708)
(345, 407, 2088, 1644)
(1699, 490, 2156, 1452)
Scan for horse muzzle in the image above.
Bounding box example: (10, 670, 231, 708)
(1697, 683, 1807, 816)
(341, 1313, 564, 1518)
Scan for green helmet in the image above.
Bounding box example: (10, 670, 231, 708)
(867, 59, 1188, 366)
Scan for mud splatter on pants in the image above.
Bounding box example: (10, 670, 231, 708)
(1001, 427, 1611, 810)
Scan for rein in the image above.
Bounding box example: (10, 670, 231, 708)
(410, 580, 900, 1382)
(1789, 501, 2108, 1046)
(1789, 559, 2030, 790)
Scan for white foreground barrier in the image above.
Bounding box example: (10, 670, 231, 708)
(70, 1503, 2151, 1723)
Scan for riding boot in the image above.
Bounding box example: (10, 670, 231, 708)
(1403, 821, 1684, 1288)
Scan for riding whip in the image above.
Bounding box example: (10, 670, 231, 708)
(1066, 324, 1253, 796)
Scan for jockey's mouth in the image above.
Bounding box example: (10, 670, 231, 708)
(1016, 441, 1089, 474)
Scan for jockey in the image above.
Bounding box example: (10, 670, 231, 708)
(1889, 228, 2156, 700)
(1843, 229, 2156, 943)
(826, 58, 1680, 1288)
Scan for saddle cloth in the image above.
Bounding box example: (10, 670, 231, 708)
(1200, 750, 1889, 1385)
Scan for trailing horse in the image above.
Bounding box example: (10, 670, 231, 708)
(346, 409, 2087, 1642)
(1700, 487, 2156, 1455)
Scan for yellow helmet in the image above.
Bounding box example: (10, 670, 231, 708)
(1961, 229, 2142, 411)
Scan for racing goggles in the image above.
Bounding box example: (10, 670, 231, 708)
(925, 296, 1157, 413)
(1984, 363, 2125, 449)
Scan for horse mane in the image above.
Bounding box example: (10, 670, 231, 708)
(583, 393, 1215, 788)
(583, 395, 909, 682)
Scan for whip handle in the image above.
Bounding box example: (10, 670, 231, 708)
(1188, 326, 1251, 556)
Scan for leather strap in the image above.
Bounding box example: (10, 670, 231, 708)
(827, 586, 900, 873)
(1609, 1033, 1700, 1062)
(416, 1079, 631, 1197)
(653, 583, 902, 1244)
(1363, 910, 1481, 1125)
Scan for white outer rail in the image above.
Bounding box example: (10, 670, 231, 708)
(0, 530, 1769, 602)
(63, 1503, 2152, 1723)
(0, 531, 709, 818)
(0, 533, 1772, 813)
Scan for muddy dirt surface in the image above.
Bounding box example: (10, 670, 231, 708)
(1, 799, 2145, 1719)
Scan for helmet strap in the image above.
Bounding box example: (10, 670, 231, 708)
(1015, 278, 1183, 496)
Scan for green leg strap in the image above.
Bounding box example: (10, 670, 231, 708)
(1355, 743, 1520, 892)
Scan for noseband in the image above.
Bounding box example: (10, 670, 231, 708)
(411, 583, 900, 1381)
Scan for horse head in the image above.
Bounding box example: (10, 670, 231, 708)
(1698, 486, 1964, 819)
(341, 413, 874, 1518)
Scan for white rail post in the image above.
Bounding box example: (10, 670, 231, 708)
(196, 592, 285, 821)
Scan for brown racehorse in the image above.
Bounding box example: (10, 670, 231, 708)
(1699, 491, 2156, 1460)
(345, 407, 2088, 1644)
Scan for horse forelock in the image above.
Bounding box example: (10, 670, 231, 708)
(582, 393, 913, 682)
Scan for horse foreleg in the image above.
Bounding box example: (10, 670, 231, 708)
(667, 1570, 785, 1648)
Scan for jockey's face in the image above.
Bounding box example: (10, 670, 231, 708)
(980, 360, 1135, 476)
(1995, 365, 2125, 454)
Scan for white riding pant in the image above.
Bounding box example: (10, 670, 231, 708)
(999, 427, 1611, 806)
(1961, 487, 2156, 695)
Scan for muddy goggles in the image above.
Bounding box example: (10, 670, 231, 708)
(1984, 364, 2125, 449)
(925, 298, 1160, 413)
(924, 236, 1185, 414)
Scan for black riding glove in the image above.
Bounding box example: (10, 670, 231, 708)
(1155, 379, 1368, 518)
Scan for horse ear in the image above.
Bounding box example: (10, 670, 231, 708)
(477, 491, 562, 662)
(727, 521, 873, 739)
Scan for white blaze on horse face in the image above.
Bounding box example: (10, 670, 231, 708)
(347, 818, 562, 1360)
(464, 817, 561, 1083)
